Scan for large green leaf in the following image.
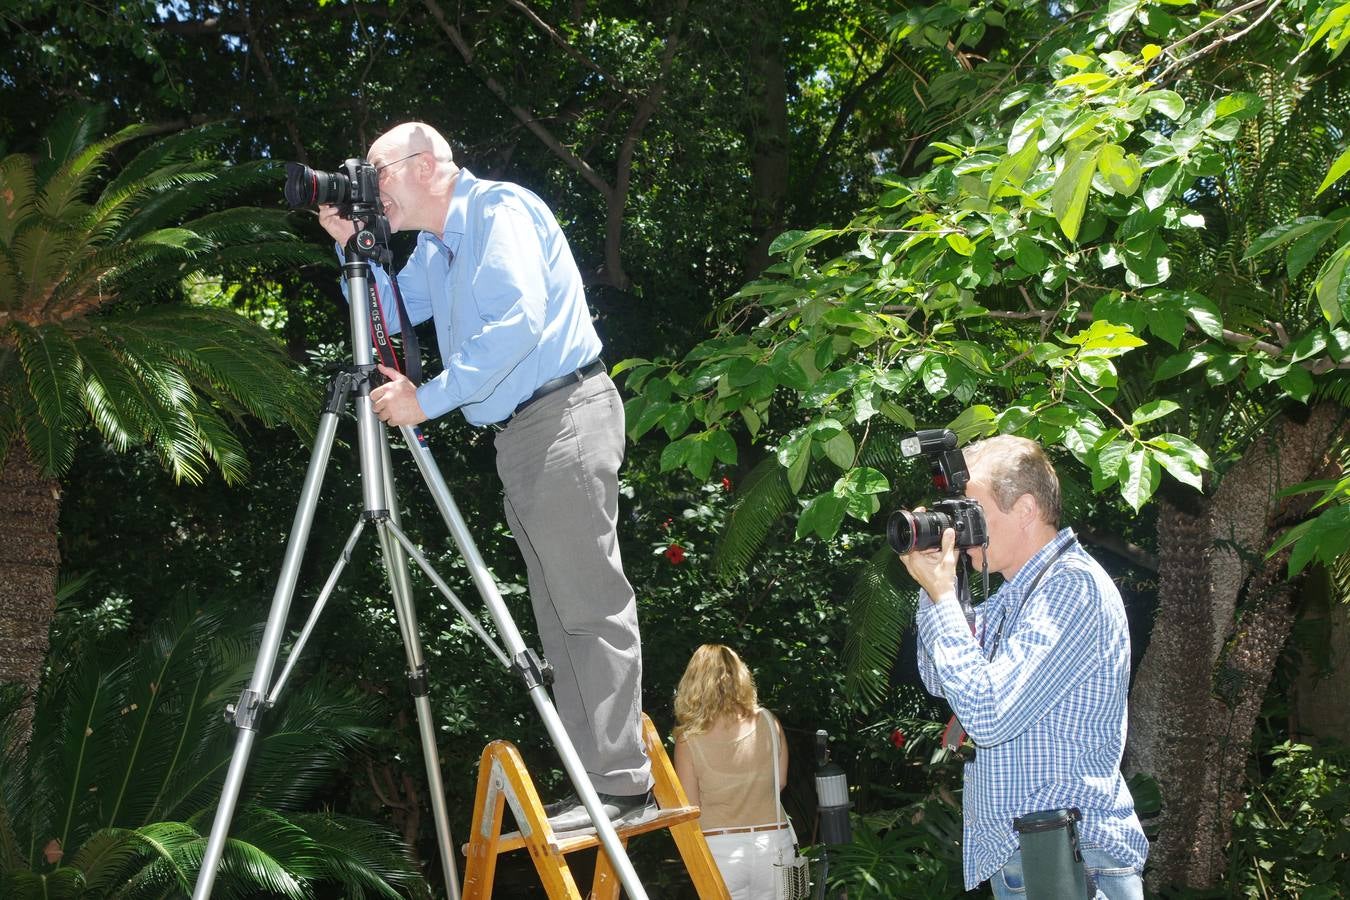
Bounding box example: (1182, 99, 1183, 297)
(1315, 145, 1350, 196)
(1051, 145, 1101, 241)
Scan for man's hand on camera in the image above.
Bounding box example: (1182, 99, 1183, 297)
(371, 364, 428, 426)
(318, 204, 356, 245)
(900, 527, 960, 604)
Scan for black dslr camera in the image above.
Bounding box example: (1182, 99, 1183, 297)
(887, 429, 988, 553)
(284, 159, 382, 218)
(284, 159, 391, 264)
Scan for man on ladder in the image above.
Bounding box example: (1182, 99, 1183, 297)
(319, 121, 655, 832)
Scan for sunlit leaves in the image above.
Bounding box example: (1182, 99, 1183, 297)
(620, 3, 1333, 534)
(1052, 145, 1101, 241)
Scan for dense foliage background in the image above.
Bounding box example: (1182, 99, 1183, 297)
(2, 0, 1349, 896)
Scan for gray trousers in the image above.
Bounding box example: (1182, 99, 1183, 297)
(493, 371, 651, 795)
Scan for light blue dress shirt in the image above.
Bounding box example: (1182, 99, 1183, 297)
(358, 168, 602, 426)
(916, 528, 1149, 890)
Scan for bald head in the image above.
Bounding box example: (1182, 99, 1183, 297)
(366, 122, 459, 234)
(369, 122, 454, 165)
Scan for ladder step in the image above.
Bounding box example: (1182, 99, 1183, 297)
(460, 714, 729, 899)
(479, 805, 701, 856)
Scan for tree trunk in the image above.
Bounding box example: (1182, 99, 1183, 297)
(0, 439, 61, 746)
(1291, 571, 1350, 743)
(742, 0, 789, 277)
(1125, 404, 1344, 889)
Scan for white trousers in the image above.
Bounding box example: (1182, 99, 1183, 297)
(704, 828, 795, 900)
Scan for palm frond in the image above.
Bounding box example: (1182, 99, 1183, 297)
(18, 390, 76, 476)
(100, 161, 282, 244)
(103, 123, 238, 199)
(0, 246, 19, 311)
(230, 679, 381, 814)
(118, 821, 201, 898)
(0, 154, 38, 248)
(104, 307, 315, 429)
(143, 652, 379, 820)
(10, 323, 84, 432)
(181, 207, 307, 247)
(11, 218, 79, 310)
(187, 402, 251, 484)
(101, 608, 227, 829)
(72, 827, 153, 893)
(200, 241, 337, 280)
(38, 119, 166, 228)
(92, 331, 208, 483)
(30, 104, 108, 182)
(102, 166, 240, 242)
(1, 867, 83, 899)
(294, 814, 429, 900)
(713, 456, 795, 578)
(216, 807, 315, 898)
(27, 652, 133, 863)
(1, 597, 423, 898)
(71, 333, 143, 452)
(843, 547, 917, 709)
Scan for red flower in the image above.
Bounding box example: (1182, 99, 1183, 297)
(721, 476, 733, 492)
(664, 543, 687, 565)
(889, 728, 907, 749)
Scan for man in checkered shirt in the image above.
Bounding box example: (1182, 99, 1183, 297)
(901, 435, 1148, 899)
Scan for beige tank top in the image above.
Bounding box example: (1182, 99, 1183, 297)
(685, 710, 782, 829)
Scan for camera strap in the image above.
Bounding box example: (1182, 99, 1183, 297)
(984, 537, 1076, 661)
(941, 537, 1074, 756)
(366, 277, 422, 385)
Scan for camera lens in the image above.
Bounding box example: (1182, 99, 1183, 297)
(887, 509, 951, 554)
(284, 162, 349, 208)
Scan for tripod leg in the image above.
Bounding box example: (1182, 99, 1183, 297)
(191, 408, 344, 900)
(374, 429, 462, 900)
(396, 425, 651, 900)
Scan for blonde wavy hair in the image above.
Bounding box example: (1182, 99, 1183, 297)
(672, 644, 759, 741)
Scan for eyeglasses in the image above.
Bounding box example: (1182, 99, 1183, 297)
(376, 151, 422, 179)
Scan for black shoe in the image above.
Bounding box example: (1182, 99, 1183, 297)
(546, 789, 656, 833)
(542, 792, 580, 819)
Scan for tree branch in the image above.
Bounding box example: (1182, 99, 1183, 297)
(875, 301, 1350, 372)
(1159, 0, 1285, 82)
(420, 0, 614, 201)
(605, 0, 689, 289)
(504, 0, 632, 97)
(1077, 527, 1160, 572)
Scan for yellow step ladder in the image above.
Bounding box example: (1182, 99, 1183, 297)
(461, 713, 730, 899)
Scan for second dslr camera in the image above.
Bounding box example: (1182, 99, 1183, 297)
(887, 429, 988, 554)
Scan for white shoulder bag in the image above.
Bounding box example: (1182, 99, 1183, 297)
(765, 709, 811, 900)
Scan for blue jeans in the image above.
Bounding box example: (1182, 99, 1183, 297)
(990, 848, 1144, 900)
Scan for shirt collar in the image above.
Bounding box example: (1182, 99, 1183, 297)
(441, 167, 474, 239)
(1001, 527, 1077, 597)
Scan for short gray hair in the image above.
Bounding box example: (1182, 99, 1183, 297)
(963, 434, 1061, 527)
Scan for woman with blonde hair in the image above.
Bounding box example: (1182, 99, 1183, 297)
(673, 644, 792, 899)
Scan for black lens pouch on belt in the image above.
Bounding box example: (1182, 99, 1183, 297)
(1012, 807, 1094, 899)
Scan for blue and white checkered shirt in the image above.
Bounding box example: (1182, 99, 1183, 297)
(916, 528, 1149, 890)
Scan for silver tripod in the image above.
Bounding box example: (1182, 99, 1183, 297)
(189, 246, 651, 900)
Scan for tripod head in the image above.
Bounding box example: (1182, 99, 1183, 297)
(346, 215, 393, 268)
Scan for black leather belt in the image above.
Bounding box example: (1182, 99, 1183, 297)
(505, 359, 605, 423)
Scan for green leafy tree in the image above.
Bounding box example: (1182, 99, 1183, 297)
(0, 105, 322, 743)
(1225, 740, 1350, 898)
(621, 0, 1350, 888)
(0, 601, 428, 899)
